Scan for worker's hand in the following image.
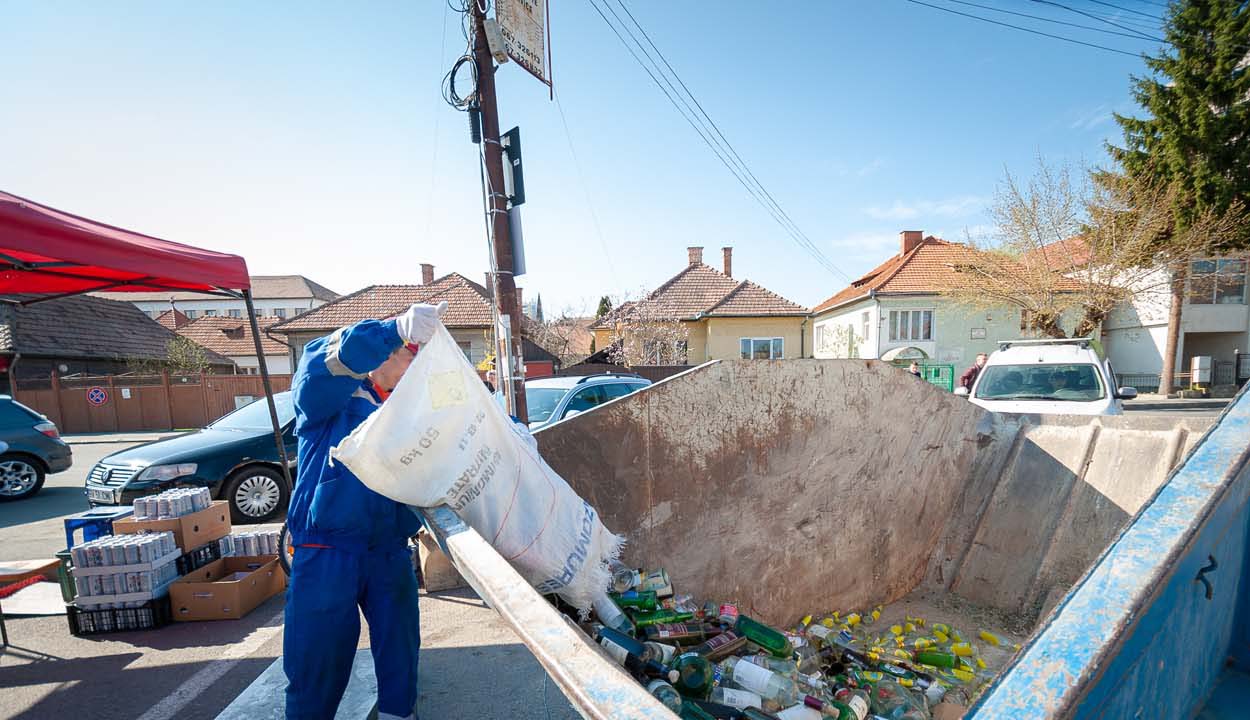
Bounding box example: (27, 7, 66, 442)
(395, 302, 447, 345)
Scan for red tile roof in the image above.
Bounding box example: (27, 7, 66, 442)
(270, 273, 493, 333)
(176, 316, 286, 356)
(155, 309, 190, 331)
(591, 264, 806, 328)
(1023, 236, 1091, 272)
(813, 236, 1085, 314)
(813, 237, 981, 313)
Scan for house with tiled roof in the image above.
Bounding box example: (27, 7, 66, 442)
(0, 294, 234, 391)
(175, 315, 291, 374)
(590, 247, 809, 364)
(811, 231, 1039, 366)
(95, 274, 340, 323)
(268, 264, 562, 378)
(269, 264, 494, 369)
(155, 308, 190, 331)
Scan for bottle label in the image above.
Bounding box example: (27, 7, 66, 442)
(809, 624, 832, 641)
(646, 642, 676, 664)
(732, 658, 775, 694)
(847, 695, 869, 720)
(598, 637, 629, 666)
(717, 688, 762, 710)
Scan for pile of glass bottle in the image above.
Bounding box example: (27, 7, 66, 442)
(576, 563, 1017, 720)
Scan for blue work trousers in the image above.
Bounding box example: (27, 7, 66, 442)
(284, 545, 421, 720)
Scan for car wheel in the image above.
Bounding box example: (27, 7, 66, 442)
(0, 454, 46, 502)
(224, 466, 288, 524)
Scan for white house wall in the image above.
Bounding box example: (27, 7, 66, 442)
(232, 353, 293, 375)
(130, 297, 330, 320)
(812, 300, 877, 359)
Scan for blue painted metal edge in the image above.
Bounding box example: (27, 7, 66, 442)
(970, 386, 1250, 718)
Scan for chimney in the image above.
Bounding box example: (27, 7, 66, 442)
(687, 246, 704, 266)
(420, 263, 435, 285)
(483, 272, 494, 299)
(722, 247, 733, 278)
(900, 231, 924, 255)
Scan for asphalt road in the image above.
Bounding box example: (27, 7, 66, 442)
(0, 435, 578, 720)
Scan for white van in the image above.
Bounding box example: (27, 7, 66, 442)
(962, 338, 1138, 416)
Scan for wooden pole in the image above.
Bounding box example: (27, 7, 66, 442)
(471, 2, 528, 423)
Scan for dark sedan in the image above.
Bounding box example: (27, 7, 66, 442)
(86, 392, 297, 523)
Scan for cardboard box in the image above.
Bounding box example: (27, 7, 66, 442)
(418, 531, 465, 592)
(169, 556, 285, 621)
(113, 501, 231, 552)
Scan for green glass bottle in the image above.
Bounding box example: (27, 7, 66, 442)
(735, 615, 794, 658)
(632, 608, 695, 629)
(610, 590, 659, 611)
(913, 650, 959, 668)
(671, 652, 714, 698)
(679, 701, 718, 720)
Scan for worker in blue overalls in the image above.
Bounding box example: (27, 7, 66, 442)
(284, 301, 447, 720)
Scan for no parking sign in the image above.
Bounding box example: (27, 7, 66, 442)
(86, 386, 108, 406)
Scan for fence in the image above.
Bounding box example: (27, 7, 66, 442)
(918, 363, 955, 392)
(16, 372, 292, 434)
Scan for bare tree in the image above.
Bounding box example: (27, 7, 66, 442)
(597, 295, 690, 367)
(524, 305, 596, 368)
(944, 159, 1244, 340)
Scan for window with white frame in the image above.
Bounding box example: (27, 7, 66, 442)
(228, 309, 242, 318)
(184, 310, 198, 319)
(861, 312, 870, 343)
(274, 308, 287, 319)
(1189, 259, 1246, 305)
(204, 309, 217, 317)
(740, 337, 784, 359)
(888, 310, 933, 342)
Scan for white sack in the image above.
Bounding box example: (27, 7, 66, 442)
(330, 325, 622, 611)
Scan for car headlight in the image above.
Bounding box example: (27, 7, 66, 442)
(136, 463, 198, 483)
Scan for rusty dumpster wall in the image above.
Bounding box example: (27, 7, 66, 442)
(534, 359, 1210, 627)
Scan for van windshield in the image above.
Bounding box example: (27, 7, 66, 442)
(975, 364, 1105, 402)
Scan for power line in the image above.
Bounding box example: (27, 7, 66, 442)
(587, 0, 850, 280)
(608, 0, 850, 281)
(552, 87, 621, 289)
(1027, 0, 1165, 42)
(938, 0, 1159, 40)
(1084, 0, 1163, 22)
(899, 0, 1143, 56)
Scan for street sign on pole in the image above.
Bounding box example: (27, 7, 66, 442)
(496, 0, 551, 87)
(87, 386, 108, 406)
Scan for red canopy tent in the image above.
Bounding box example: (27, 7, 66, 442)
(0, 190, 291, 485)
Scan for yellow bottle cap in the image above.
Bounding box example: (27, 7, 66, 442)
(979, 630, 1001, 646)
(890, 624, 903, 636)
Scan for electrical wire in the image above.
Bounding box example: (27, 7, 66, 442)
(898, 0, 1143, 56)
(553, 87, 621, 289)
(936, 0, 1158, 40)
(1084, 0, 1163, 22)
(588, 0, 850, 280)
(1027, 0, 1165, 42)
(611, 0, 851, 282)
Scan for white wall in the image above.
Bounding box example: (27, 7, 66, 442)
(813, 300, 877, 359)
(232, 353, 293, 375)
(131, 296, 330, 320)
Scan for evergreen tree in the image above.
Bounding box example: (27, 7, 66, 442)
(595, 295, 612, 319)
(1107, 0, 1250, 393)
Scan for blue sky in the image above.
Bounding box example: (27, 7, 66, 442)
(1, 1, 1164, 314)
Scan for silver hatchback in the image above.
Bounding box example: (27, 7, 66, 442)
(524, 374, 651, 429)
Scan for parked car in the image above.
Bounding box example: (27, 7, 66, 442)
(961, 337, 1137, 416)
(86, 392, 296, 523)
(524, 373, 652, 429)
(0, 395, 72, 501)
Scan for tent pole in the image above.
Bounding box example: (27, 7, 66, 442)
(243, 290, 293, 491)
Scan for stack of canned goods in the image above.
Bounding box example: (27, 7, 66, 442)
(222, 529, 281, 557)
(132, 487, 212, 520)
(70, 532, 179, 609)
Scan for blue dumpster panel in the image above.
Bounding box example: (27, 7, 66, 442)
(971, 388, 1250, 718)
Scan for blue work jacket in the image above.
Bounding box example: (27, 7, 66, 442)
(286, 318, 422, 553)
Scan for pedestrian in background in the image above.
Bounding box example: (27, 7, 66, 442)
(908, 361, 922, 379)
(959, 353, 988, 391)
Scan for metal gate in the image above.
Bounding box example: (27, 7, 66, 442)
(919, 363, 955, 392)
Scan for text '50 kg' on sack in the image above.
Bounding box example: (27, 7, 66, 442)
(330, 325, 623, 612)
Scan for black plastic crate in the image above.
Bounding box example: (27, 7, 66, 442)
(175, 540, 222, 576)
(67, 596, 172, 637)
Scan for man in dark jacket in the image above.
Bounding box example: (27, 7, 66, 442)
(958, 353, 988, 391)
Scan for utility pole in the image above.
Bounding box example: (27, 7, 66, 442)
(471, 1, 528, 422)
